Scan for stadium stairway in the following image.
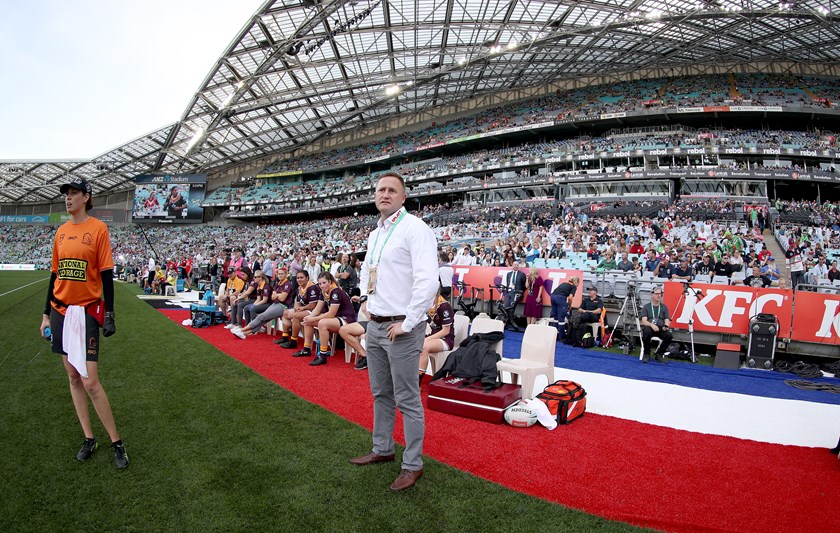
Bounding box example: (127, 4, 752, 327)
(762, 228, 790, 281)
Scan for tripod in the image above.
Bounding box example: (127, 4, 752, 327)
(670, 282, 703, 363)
(606, 282, 641, 350)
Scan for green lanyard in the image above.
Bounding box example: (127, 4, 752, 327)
(653, 304, 661, 320)
(368, 209, 406, 266)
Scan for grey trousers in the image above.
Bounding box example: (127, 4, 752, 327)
(247, 303, 286, 330)
(366, 321, 426, 471)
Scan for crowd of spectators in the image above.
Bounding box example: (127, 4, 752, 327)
(205, 126, 837, 214)
(256, 73, 838, 176)
(4, 198, 839, 293)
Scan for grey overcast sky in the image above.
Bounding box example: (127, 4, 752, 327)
(0, 0, 263, 160)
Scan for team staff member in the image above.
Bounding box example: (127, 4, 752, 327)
(550, 276, 579, 341)
(38, 177, 128, 469)
(350, 173, 438, 492)
(417, 288, 454, 385)
(302, 272, 357, 366)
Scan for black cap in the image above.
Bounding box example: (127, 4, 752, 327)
(588, 286, 597, 291)
(60, 177, 92, 195)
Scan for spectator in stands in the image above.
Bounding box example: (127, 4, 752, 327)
(596, 251, 616, 270)
(305, 255, 322, 282)
(452, 244, 475, 266)
(760, 257, 781, 282)
(263, 252, 276, 282)
(288, 252, 303, 278)
(437, 251, 454, 298)
(695, 254, 716, 277)
(654, 255, 676, 279)
(573, 286, 603, 347)
(644, 250, 659, 272)
(284, 270, 324, 355)
(336, 253, 359, 296)
(523, 267, 545, 325)
(616, 252, 633, 272)
(713, 255, 733, 279)
(631, 256, 643, 273)
(639, 288, 672, 363)
(302, 272, 357, 366)
(629, 239, 645, 255)
(418, 288, 455, 385)
(806, 256, 829, 285)
(234, 267, 294, 340)
(550, 276, 579, 340)
(828, 261, 840, 282)
(742, 265, 774, 288)
(785, 238, 806, 289)
(729, 249, 745, 274)
(673, 257, 694, 281)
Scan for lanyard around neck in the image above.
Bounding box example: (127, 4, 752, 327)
(369, 209, 406, 266)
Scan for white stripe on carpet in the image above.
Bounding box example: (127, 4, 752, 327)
(552, 367, 840, 448)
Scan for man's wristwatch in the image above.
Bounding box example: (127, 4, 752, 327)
(359, 295, 368, 303)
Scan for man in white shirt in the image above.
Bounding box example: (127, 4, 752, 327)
(350, 173, 438, 492)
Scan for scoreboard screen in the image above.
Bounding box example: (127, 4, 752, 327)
(132, 174, 206, 224)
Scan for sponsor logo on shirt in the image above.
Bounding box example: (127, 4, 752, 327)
(57, 258, 88, 281)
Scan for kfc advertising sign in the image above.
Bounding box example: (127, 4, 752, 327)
(664, 283, 793, 337)
(791, 292, 840, 344)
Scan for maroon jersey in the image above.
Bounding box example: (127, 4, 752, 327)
(327, 286, 357, 324)
(428, 301, 455, 348)
(274, 279, 295, 307)
(297, 282, 323, 307)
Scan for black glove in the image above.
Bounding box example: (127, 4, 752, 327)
(104, 311, 116, 337)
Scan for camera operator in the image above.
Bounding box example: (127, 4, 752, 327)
(639, 287, 673, 363)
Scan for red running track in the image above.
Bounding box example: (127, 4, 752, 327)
(162, 310, 840, 532)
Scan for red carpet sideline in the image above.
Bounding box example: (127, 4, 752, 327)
(162, 309, 840, 533)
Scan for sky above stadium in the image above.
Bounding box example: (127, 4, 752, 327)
(0, 0, 263, 160)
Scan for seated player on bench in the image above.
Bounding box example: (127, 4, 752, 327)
(418, 287, 455, 386)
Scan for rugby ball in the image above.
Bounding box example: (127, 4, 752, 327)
(504, 402, 538, 427)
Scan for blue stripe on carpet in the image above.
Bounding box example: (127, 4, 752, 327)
(499, 331, 840, 405)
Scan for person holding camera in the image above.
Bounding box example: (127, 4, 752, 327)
(639, 287, 672, 363)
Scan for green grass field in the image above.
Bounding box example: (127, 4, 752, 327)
(0, 271, 642, 532)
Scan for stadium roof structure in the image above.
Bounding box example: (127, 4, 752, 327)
(2, 0, 840, 204)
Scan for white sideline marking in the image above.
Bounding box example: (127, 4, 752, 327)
(555, 367, 840, 448)
(0, 277, 49, 298)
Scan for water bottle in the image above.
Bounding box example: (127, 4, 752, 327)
(43, 327, 52, 341)
(315, 338, 321, 353)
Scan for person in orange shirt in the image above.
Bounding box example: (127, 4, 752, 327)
(38, 177, 128, 469)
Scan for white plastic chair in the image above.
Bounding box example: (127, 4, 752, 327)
(497, 324, 557, 399)
(345, 308, 369, 364)
(469, 316, 505, 355)
(428, 314, 471, 375)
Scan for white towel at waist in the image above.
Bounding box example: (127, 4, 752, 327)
(63, 305, 88, 378)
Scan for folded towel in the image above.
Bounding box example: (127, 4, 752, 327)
(63, 305, 88, 378)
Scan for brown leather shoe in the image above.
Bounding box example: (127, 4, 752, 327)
(348, 452, 395, 466)
(389, 469, 423, 491)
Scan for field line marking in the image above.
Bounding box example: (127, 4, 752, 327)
(0, 276, 49, 298)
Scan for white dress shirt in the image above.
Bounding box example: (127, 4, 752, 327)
(359, 207, 439, 333)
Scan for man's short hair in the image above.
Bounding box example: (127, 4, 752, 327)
(376, 172, 406, 191)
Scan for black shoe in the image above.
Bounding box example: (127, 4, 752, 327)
(655, 353, 669, 364)
(354, 356, 368, 370)
(77, 438, 98, 461)
(273, 338, 286, 345)
(309, 355, 328, 366)
(112, 441, 129, 469)
(641, 354, 650, 363)
(291, 348, 311, 357)
(278, 339, 297, 349)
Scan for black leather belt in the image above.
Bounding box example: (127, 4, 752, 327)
(369, 314, 407, 323)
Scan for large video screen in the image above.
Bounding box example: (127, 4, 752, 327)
(132, 174, 206, 224)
